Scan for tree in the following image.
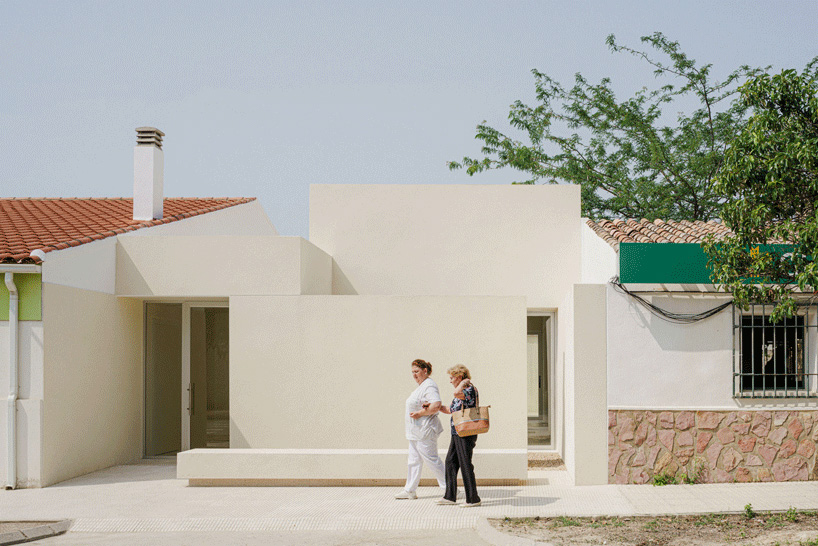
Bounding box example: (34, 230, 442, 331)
(448, 33, 765, 221)
(703, 61, 818, 321)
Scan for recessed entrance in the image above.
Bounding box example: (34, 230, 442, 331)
(144, 302, 229, 457)
(527, 315, 551, 446)
(144, 303, 182, 457)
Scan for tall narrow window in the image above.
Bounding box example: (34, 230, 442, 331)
(527, 315, 550, 446)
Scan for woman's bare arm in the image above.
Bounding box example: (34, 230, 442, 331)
(453, 378, 471, 400)
(409, 401, 442, 419)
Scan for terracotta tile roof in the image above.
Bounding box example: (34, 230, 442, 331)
(0, 197, 255, 264)
(586, 218, 732, 250)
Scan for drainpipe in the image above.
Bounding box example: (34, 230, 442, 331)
(5, 272, 18, 490)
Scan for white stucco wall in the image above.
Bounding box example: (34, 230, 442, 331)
(580, 221, 618, 284)
(570, 284, 608, 485)
(0, 321, 44, 402)
(607, 285, 818, 410)
(607, 285, 732, 409)
(42, 238, 118, 294)
(299, 238, 333, 296)
(0, 321, 44, 487)
(122, 200, 278, 237)
(226, 295, 527, 480)
(116, 236, 332, 297)
(41, 283, 143, 486)
(558, 284, 609, 485)
(557, 289, 573, 477)
(309, 185, 581, 308)
(39, 201, 276, 295)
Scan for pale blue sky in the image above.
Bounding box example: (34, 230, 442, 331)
(2, 1, 816, 237)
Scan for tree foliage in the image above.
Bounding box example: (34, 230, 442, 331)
(448, 33, 765, 220)
(703, 60, 818, 321)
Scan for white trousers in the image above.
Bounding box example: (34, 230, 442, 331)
(404, 437, 446, 492)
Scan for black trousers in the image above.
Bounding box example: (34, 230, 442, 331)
(444, 433, 480, 504)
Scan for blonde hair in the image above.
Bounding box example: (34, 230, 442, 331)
(446, 364, 471, 380)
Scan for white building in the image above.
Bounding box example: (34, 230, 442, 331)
(1, 128, 815, 488)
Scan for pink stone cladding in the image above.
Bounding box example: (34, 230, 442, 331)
(609, 410, 818, 484)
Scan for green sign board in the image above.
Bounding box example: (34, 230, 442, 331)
(619, 243, 713, 284)
(619, 242, 798, 284)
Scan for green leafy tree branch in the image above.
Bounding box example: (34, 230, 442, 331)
(703, 60, 818, 321)
(449, 33, 765, 220)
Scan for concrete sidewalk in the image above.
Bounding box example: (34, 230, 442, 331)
(2, 460, 817, 544)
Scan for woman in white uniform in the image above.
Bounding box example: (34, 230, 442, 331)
(395, 359, 446, 499)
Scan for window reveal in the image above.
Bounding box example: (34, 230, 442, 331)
(733, 303, 816, 398)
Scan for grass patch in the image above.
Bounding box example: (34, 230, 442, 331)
(643, 519, 660, 532)
(491, 509, 818, 546)
(651, 472, 678, 486)
(551, 516, 581, 527)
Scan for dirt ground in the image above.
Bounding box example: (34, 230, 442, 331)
(491, 510, 818, 546)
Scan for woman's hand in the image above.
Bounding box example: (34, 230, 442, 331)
(453, 378, 470, 399)
(411, 401, 441, 419)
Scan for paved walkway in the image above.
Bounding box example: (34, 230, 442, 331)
(2, 460, 817, 544)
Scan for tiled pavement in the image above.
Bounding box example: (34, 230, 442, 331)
(1, 461, 817, 535)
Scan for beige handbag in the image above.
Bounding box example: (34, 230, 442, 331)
(452, 390, 490, 437)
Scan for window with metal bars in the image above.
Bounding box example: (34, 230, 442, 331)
(733, 302, 818, 398)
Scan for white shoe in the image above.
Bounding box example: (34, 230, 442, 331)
(395, 490, 417, 500)
(436, 498, 457, 505)
(461, 501, 482, 507)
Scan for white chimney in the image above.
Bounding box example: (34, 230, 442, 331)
(133, 127, 165, 221)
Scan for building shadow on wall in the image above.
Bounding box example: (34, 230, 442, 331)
(622, 292, 729, 352)
(332, 259, 357, 295)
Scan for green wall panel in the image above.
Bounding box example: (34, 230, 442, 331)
(619, 243, 713, 284)
(0, 273, 42, 321)
(619, 242, 796, 284)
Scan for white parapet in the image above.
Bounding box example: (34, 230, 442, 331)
(177, 448, 527, 486)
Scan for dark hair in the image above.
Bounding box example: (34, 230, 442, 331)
(411, 359, 432, 375)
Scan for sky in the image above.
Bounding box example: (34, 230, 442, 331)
(2, 1, 816, 237)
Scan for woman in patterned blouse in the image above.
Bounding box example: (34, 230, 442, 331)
(436, 364, 481, 507)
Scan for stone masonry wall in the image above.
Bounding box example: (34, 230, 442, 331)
(609, 410, 818, 484)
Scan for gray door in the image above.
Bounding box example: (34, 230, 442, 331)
(144, 303, 182, 456)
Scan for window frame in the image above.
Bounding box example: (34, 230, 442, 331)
(732, 301, 818, 399)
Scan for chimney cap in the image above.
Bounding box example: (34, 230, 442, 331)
(135, 127, 165, 149)
(135, 126, 165, 136)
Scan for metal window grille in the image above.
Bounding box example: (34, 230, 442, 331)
(733, 302, 818, 398)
